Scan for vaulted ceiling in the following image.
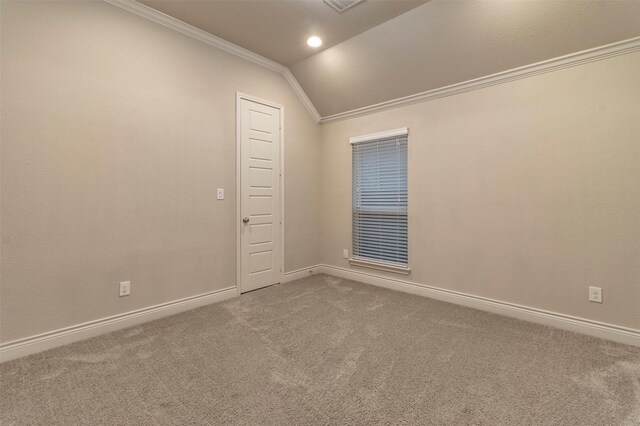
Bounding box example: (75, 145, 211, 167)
(138, 0, 640, 119)
(138, 0, 428, 65)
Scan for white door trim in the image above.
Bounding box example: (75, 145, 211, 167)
(236, 92, 285, 294)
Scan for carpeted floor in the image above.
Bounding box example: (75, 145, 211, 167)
(1, 274, 639, 425)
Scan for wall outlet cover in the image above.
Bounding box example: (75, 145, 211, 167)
(120, 281, 131, 297)
(588, 286, 602, 303)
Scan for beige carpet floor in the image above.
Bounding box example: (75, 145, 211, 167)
(1, 274, 639, 425)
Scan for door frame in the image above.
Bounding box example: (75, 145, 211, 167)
(236, 92, 285, 295)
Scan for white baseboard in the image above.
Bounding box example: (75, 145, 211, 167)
(282, 265, 322, 283)
(319, 265, 640, 347)
(4, 266, 636, 363)
(0, 286, 237, 363)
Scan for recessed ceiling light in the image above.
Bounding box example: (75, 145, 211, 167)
(307, 36, 322, 48)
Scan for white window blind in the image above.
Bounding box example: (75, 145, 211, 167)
(352, 129, 408, 268)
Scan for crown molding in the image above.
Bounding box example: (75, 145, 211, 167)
(320, 36, 640, 123)
(103, 0, 321, 122)
(98, 1, 640, 125)
(283, 70, 322, 122)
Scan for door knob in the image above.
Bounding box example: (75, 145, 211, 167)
(242, 217, 250, 224)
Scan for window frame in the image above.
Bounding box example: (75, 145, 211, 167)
(349, 127, 410, 275)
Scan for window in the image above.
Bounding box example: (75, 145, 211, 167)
(351, 128, 409, 273)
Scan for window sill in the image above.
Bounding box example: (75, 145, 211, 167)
(349, 258, 411, 275)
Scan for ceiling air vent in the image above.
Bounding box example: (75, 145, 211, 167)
(324, 0, 364, 13)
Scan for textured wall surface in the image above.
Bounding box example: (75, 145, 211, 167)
(0, 1, 321, 343)
(321, 52, 640, 329)
(293, 0, 640, 116)
(2, 0, 638, 347)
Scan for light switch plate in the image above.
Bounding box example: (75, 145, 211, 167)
(217, 188, 224, 200)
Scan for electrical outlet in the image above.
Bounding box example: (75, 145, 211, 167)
(119, 281, 131, 297)
(343, 249, 349, 259)
(588, 286, 602, 303)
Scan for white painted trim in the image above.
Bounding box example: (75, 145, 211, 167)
(282, 265, 322, 283)
(236, 94, 243, 297)
(349, 127, 408, 144)
(0, 286, 237, 363)
(280, 109, 286, 286)
(320, 37, 640, 123)
(103, 0, 283, 71)
(236, 93, 285, 293)
(283, 70, 322, 123)
(103, 0, 320, 123)
(349, 257, 411, 275)
(318, 265, 640, 347)
(237, 93, 285, 111)
(102, 1, 639, 125)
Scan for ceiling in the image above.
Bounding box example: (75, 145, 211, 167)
(138, 0, 428, 66)
(138, 0, 640, 119)
(291, 0, 640, 116)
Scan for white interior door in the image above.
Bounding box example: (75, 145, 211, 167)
(239, 96, 282, 293)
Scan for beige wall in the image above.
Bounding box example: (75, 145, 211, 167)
(1, 1, 638, 347)
(321, 52, 640, 330)
(0, 1, 321, 343)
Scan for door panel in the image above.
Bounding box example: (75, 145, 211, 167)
(250, 196, 273, 215)
(250, 140, 272, 160)
(249, 224, 273, 245)
(239, 98, 281, 293)
(250, 168, 273, 187)
(250, 251, 273, 273)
